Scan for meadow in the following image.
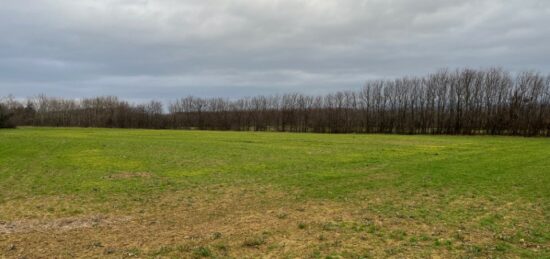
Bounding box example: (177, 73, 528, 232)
(0, 127, 548, 258)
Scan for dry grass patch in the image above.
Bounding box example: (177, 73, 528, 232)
(103, 172, 154, 180)
(0, 215, 131, 234)
(0, 187, 548, 258)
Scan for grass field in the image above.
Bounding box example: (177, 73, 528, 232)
(0, 128, 549, 258)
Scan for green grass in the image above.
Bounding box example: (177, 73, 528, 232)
(1, 127, 548, 201)
(0, 127, 549, 257)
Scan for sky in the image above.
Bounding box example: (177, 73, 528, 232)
(1, 0, 549, 102)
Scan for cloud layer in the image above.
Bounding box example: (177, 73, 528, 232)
(1, 0, 549, 101)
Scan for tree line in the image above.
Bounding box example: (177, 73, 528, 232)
(2, 68, 550, 136)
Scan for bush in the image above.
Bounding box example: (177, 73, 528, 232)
(0, 104, 15, 128)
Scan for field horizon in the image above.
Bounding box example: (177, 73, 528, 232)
(0, 127, 548, 258)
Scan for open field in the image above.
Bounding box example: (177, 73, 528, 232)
(0, 128, 549, 258)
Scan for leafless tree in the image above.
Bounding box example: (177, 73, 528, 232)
(4, 68, 550, 136)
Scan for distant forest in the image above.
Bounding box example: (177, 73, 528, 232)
(1, 68, 550, 136)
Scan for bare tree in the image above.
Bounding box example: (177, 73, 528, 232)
(4, 68, 550, 136)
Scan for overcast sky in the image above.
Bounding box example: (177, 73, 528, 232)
(1, 0, 549, 101)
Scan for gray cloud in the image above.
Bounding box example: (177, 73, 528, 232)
(1, 0, 549, 101)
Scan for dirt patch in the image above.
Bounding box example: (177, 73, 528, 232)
(0, 215, 131, 234)
(103, 172, 153, 180)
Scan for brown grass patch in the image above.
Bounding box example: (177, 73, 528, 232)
(0, 187, 547, 258)
(0, 215, 131, 234)
(103, 172, 154, 180)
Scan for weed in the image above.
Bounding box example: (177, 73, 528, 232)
(495, 242, 511, 252)
(150, 246, 173, 256)
(389, 230, 407, 241)
(125, 248, 141, 257)
(276, 212, 288, 219)
(211, 232, 222, 239)
(323, 222, 339, 231)
(243, 235, 266, 248)
(192, 246, 212, 258)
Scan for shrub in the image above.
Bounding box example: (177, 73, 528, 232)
(0, 104, 15, 128)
